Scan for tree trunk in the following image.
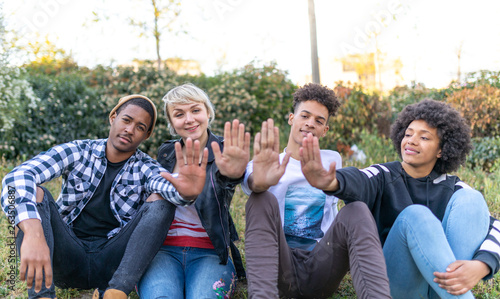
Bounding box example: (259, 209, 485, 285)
(153, 0, 162, 71)
(308, 0, 320, 84)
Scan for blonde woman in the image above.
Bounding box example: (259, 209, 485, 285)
(138, 83, 249, 299)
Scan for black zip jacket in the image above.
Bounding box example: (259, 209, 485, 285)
(328, 161, 500, 280)
(157, 130, 246, 279)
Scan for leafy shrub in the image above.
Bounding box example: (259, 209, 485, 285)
(1, 71, 108, 159)
(82, 62, 297, 156)
(446, 85, 500, 138)
(464, 70, 500, 88)
(344, 128, 399, 167)
(325, 83, 391, 154)
(205, 63, 297, 146)
(0, 59, 40, 144)
(385, 83, 458, 122)
(386, 83, 433, 121)
(467, 137, 500, 172)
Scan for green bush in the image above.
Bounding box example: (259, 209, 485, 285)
(1, 71, 109, 159)
(343, 128, 399, 167)
(325, 83, 391, 154)
(467, 137, 500, 172)
(205, 63, 297, 146)
(0, 63, 40, 157)
(464, 70, 500, 88)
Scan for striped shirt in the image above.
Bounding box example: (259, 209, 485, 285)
(163, 201, 214, 249)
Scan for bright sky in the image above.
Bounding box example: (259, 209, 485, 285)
(4, 0, 500, 88)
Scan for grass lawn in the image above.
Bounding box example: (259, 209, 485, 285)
(0, 159, 499, 298)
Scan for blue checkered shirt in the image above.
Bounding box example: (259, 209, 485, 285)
(1, 139, 191, 237)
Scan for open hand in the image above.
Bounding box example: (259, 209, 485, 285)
(212, 119, 250, 179)
(249, 118, 290, 193)
(300, 133, 338, 191)
(161, 138, 208, 201)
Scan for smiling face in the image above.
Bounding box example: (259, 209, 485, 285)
(107, 104, 151, 162)
(400, 119, 442, 178)
(167, 101, 210, 147)
(286, 100, 330, 159)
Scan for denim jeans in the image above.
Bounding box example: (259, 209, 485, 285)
(383, 188, 490, 299)
(16, 186, 175, 298)
(245, 191, 391, 299)
(137, 245, 236, 299)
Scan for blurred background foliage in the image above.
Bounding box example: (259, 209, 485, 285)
(2, 52, 500, 173)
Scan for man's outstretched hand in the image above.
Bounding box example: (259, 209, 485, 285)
(300, 133, 339, 192)
(161, 138, 208, 201)
(249, 118, 290, 193)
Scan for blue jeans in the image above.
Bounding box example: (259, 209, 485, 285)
(16, 186, 175, 298)
(383, 188, 490, 299)
(137, 245, 236, 299)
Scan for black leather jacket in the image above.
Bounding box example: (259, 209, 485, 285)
(156, 130, 246, 278)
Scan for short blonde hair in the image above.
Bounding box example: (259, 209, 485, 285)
(162, 83, 215, 135)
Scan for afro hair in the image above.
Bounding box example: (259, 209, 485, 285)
(390, 99, 472, 173)
(292, 83, 341, 117)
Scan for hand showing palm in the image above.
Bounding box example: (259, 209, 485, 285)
(161, 138, 208, 201)
(212, 119, 251, 179)
(300, 133, 338, 191)
(250, 118, 291, 193)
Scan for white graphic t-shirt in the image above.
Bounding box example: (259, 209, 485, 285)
(242, 149, 342, 250)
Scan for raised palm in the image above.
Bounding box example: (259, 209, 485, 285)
(212, 119, 251, 179)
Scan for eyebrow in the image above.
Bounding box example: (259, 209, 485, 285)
(123, 113, 148, 129)
(173, 103, 201, 111)
(301, 109, 327, 122)
(406, 127, 435, 136)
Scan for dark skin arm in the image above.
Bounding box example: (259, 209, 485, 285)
(433, 260, 490, 295)
(18, 187, 52, 293)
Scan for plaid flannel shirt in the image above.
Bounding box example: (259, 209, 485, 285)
(1, 139, 192, 237)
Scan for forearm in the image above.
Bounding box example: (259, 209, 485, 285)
(18, 218, 45, 239)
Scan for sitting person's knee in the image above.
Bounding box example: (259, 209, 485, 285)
(338, 201, 371, 221)
(246, 191, 279, 213)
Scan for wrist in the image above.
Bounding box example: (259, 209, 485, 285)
(472, 260, 491, 279)
(325, 179, 339, 192)
(18, 219, 44, 238)
(250, 179, 270, 193)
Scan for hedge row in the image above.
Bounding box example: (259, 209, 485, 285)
(2, 62, 500, 172)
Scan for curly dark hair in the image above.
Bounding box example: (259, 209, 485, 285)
(292, 83, 341, 117)
(390, 99, 472, 173)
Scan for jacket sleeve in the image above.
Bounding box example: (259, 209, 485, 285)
(1, 141, 81, 224)
(327, 164, 388, 209)
(473, 216, 500, 280)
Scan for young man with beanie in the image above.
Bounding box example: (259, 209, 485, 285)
(241, 83, 391, 298)
(1, 95, 209, 299)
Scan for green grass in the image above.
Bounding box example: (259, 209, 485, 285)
(1, 160, 499, 298)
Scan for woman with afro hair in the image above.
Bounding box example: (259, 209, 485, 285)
(299, 99, 500, 299)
